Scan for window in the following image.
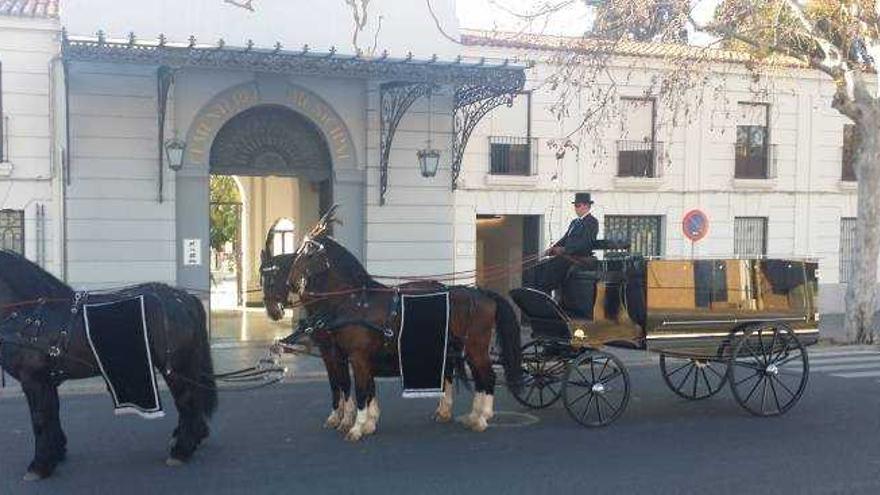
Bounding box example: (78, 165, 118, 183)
(604, 215, 662, 257)
(734, 217, 767, 257)
(489, 136, 534, 175)
(735, 103, 770, 179)
(488, 92, 533, 176)
(840, 217, 856, 283)
(0, 209, 24, 254)
(618, 97, 659, 177)
(272, 218, 296, 255)
(842, 124, 857, 181)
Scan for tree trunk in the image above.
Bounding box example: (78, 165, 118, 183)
(844, 118, 880, 344)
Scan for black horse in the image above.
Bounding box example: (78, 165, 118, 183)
(261, 209, 522, 441)
(0, 250, 217, 480)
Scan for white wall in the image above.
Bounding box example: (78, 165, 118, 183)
(0, 16, 61, 275)
(62, 0, 461, 59)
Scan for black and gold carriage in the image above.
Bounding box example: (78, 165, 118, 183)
(509, 242, 819, 427)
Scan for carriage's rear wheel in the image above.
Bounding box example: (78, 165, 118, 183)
(728, 322, 809, 416)
(659, 354, 728, 400)
(511, 340, 566, 409)
(562, 349, 630, 427)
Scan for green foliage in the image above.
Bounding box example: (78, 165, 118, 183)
(209, 176, 242, 252)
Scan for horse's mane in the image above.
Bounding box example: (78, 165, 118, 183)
(318, 236, 386, 289)
(0, 249, 73, 300)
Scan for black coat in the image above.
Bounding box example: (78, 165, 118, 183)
(554, 214, 599, 256)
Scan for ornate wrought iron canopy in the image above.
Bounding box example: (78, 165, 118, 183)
(62, 32, 526, 85)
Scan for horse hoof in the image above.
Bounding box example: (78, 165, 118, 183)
(22, 471, 44, 482)
(323, 417, 341, 429)
(344, 430, 363, 442)
(434, 410, 453, 423)
(165, 457, 186, 467)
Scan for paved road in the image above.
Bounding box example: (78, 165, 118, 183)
(1, 346, 879, 495)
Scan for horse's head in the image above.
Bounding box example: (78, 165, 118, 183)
(260, 206, 340, 320)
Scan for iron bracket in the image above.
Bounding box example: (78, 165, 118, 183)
(378, 81, 435, 205)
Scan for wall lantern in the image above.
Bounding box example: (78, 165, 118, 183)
(417, 86, 440, 178)
(417, 148, 440, 178)
(165, 138, 186, 172)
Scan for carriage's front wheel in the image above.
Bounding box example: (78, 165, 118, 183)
(659, 354, 728, 400)
(728, 322, 809, 417)
(510, 340, 565, 409)
(562, 349, 630, 427)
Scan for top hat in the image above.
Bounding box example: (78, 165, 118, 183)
(572, 192, 594, 205)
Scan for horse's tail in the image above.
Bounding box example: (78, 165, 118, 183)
(194, 298, 218, 418)
(482, 290, 523, 393)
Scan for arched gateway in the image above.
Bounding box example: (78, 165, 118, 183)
(175, 80, 358, 306)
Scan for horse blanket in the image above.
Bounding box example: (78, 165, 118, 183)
(397, 292, 449, 398)
(83, 296, 163, 419)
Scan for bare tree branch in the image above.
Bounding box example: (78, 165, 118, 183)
(224, 0, 254, 11)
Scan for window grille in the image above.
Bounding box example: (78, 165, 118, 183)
(840, 217, 857, 283)
(604, 215, 662, 257)
(734, 217, 767, 257)
(0, 209, 24, 254)
(489, 136, 536, 176)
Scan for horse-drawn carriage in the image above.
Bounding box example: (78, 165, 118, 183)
(509, 241, 819, 427)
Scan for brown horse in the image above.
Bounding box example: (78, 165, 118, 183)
(260, 209, 522, 441)
(0, 250, 217, 480)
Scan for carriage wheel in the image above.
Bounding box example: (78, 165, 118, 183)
(562, 349, 630, 427)
(510, 341, 566, 409)
(659, 354, 728, 400)
(728, 322, 809, 417)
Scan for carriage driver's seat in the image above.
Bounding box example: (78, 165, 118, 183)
(509, 288, 572, 341)
(559, 239, 631, 319)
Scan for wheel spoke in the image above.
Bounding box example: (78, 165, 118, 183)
(701, 368, 714, 394)
(568, 389, 592, 406)
(675, 365, 695, 392)
(735, 371, 760, 386)
(666, 361, 692, 377)
(759, 376, 768, 412)
(692, 364, 699, 397)
(768, 376, 783, 413)
(598, 369, 623, 385)
(775, 351, 804, 367)
(771, 374, 796, 399)
(705, 363, 725, 379)
(594, 391, 603, 424)
(580, 393, 596, 422)
(596, 358, 611, 382)
(597, 393, 620, 418)
(743, 374, 765, 403)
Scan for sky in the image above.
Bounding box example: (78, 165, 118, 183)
(454, 0, 721, 46)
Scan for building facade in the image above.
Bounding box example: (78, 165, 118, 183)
(457, 31, 864, 313)
(0, 1, 869, 326)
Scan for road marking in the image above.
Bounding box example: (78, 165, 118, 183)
(809, 356, 880, 365)
(809, 350, 880, 358)
(832, 370, 880, 379)
(812, 362, 880, 373)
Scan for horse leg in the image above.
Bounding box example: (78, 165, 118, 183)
(21, 378, 63, 481)
(344, 353, 375, 442)
(335, 357, 357, 434)
(320, 348, 349, 429)
(458, 348, 495, 432)
(163, 371, 201, 466)
(433, 378, 454, 423)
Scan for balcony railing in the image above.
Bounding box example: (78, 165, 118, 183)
(489, 136, 537, 176)
(616, 140, 663, 178)
(734, 143, 777, 179)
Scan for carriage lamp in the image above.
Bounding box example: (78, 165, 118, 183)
(164, 138, 187, 172)
(417, 85, 440, 178)
(417, 148, 440, 178)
